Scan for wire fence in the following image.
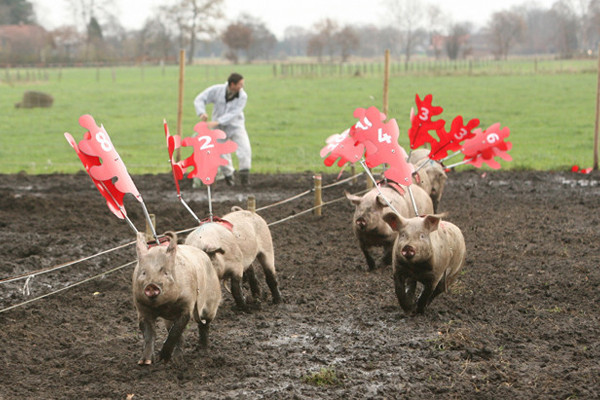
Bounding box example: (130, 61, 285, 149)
(0, 172, 369, 314)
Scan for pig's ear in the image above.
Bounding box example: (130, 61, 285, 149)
(164, 231, 178, 254)
(136, 232, 149, 257)
(423, 215, 442, 232)
(375, 194, 389, 208)
(383, 212, 404, 232)
(205, 247, 225, 257)
(344, 190, 361, 205)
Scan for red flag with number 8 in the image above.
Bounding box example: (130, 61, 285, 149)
(64, 114, 141, 219)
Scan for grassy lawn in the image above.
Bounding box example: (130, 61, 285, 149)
(0, 61, 597, 174)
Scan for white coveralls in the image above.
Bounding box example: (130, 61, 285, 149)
(193, 82, 251, 178)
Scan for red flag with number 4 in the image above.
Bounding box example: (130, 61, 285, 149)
(180, 122, 238, 185)
(350, 106, 414, 186)
(64, 114, 141, 219)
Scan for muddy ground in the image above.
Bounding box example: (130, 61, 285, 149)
(0, 170, 599, 399)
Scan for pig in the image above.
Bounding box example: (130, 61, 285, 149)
(132, 231, 221, 365)
(382, 212, 466, 315)
(345, 182, 433, 271)
(408, 149, 448, 213)
(185, 207, 282, 312)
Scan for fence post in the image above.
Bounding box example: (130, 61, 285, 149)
(247, 195, 256, 213)
(313, 174, 322, 216)
(145, 214, 156, 242)
(176, 49, 185, 162)
(593, 43, 600, 171)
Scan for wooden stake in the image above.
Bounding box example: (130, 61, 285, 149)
(176, 49, 185, 162)
(383, 49, 390, 116)
(145, 214, 156, 243)
(247, 195, 256, 213)
(313, 174, 322, 216)
(594, 43, 600, 171)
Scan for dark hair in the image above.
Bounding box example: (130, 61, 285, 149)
(227, 73, 244, 85)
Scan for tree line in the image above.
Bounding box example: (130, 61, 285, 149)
(0, 0, 599, 65)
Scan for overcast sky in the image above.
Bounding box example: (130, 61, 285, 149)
(31, 0, 557, 39)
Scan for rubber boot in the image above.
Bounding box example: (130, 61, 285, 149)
(239, 169, 250, 186)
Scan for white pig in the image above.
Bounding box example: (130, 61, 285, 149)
(132, 231, 221, 365)
(185, 207, 282, 312)
(382, 212, 466, 315)
(408, 149, 448, 213)
(345, 183, 433, 271)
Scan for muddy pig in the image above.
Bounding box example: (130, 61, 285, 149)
(185, 207, 282, 312)
(132, 231, 221, 365)
(408, 149, 448, 213)
(382, 212, 466, 315)
(345, 183, 433, 271)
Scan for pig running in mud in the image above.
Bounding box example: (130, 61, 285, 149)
(345, 183, 433, 271)
(185, 207, 282, 312)
(408, 149, 448, 213)
(382, 212, 466, 315)
(132, 231, 221, 365)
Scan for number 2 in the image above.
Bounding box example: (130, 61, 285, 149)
(196, 136, 215, 150)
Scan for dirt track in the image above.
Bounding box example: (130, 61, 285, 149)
(1, 170, 599, 399)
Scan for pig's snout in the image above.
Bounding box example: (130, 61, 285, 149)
(144, 283, 161, 299)
(355, 217, 367, 230)
(401, 245, 416, 259)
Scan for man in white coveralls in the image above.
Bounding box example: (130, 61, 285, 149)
(193, 72, 251, 186)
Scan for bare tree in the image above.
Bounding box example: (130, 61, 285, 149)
(222, 21, 253, 64)
(335, 26, 360, 62)
(426, 4, 446, 59)
(160, 0, 224, 64)
(445, 23, 470, 60)
(383, 0, 425, 67)
(486, 10, 525, 60)
(549, 1, 579, 58)
(310, 18, 339, 62)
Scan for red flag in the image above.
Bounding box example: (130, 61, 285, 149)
(164, 120, 185, 194)
(64, 114, 141, 218)
(320, 129, 365, 167)
(180, 122, 238, 185)
(350, 106, 414, 185)
(462, 123, 512, 169)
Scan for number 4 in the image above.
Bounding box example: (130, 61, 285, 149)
(378, 128, 391, 144)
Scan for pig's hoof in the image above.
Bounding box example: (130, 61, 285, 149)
(138, 359, 152, 366)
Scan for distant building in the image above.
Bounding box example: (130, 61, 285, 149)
(0, 24, 54, 64)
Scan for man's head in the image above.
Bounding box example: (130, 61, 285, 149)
(227, 73, 244, 94)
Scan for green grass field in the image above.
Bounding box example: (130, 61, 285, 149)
(0, 61, 598, 175)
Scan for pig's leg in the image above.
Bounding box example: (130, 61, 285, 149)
(393, 271, 415, 313)
(230, 275, 250, 312)
(197, 320, 210, 348)
(379, 245, 394, 269)
(257, 252, 282, 304)
(244, 265, 262, 301)
(164, 320, 184, 361)
(138, 317, 157, 365)
(361, 244, 377, 271)
(415, 282, 434, 314)
(159, 313, 190, 363)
